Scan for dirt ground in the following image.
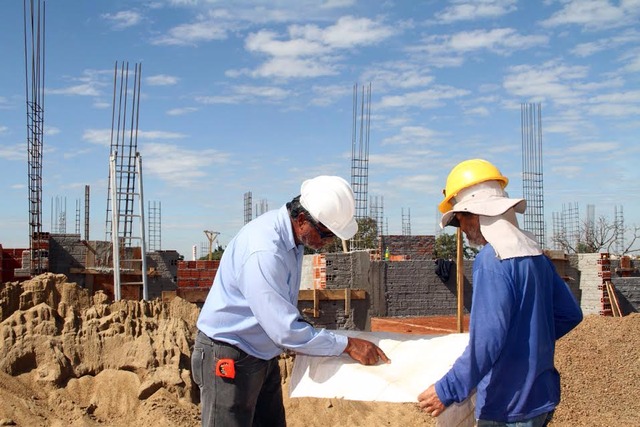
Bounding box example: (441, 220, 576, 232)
(0, 274, 638, 427)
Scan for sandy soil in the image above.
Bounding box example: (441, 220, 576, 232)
(0, 274, 638, 427)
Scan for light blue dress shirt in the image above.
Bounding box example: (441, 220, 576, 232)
(196, 204, 348, 360)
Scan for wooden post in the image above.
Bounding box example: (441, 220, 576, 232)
(313, 287, 320, 317)
(456, 227, 464, 333)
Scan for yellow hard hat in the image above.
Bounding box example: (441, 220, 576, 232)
(438, 159, 509, 213)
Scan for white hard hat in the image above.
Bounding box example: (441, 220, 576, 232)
(299, 175, 358, 240)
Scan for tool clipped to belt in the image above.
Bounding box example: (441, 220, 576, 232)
(215, 358, 236, 379)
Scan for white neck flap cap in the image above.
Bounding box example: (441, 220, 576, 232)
(479, 209, 542, 260)
(440, 181, 526, 228)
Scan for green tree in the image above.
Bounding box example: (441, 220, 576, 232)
(433, 232, 478, 260)
(308, 217, 379, 254)
(199, 245, 224, 260)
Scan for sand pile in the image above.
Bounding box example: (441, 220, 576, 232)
(0, 274, 638, 427)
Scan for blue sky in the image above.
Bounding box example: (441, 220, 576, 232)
(1, 0, 640, 259)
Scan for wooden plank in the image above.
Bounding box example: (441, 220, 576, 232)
(344, 287, 351, 315)
(298, 289, 366, 301)
(371, 316, 470, 335)
(607, 281, 623, 317)
(313, 288, 320, 317)
(456, 227, 464, 333)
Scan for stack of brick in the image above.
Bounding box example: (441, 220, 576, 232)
(0, 246, 27, 283)
(379, 235, 435, 261)
(598, 253, 613, 316)
(312, 254, 326, 289)
(177, 260, 219, 289)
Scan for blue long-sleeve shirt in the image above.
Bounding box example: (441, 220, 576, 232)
(196, 204, 348, 360)
(435, 244, 583, 422)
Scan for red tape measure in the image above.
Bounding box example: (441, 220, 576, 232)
(215, 358, 236, 379)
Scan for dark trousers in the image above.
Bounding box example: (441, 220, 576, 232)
(191, 331, 286, 427)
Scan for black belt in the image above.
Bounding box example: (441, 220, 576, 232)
(197, 330, 247, 355)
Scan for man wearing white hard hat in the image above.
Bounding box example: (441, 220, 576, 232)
(418, 159, 583, 427)
(193, 175, 389, 427)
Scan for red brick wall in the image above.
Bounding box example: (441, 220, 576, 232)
(0, 246, 27, 283)
(177, 260, 219, 289)
(380, 235, 435, 261)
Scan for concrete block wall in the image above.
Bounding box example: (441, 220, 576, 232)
(298, 298, 367, 331)
(324, 252, 357, 290)
(384, 260, 473, 317)
(569, 253, 606, 315)
(147, 250, 180, 300)
(49, 234, 88, 287)
(611, 277, 640, 314)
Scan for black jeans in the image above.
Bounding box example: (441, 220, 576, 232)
(191, 331, 286, 427)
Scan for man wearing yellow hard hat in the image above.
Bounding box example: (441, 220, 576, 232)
(418, 159, 583, 426)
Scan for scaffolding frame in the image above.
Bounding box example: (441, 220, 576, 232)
(402, 207, 412, 236)
(614, 205, 624, 254)
(148, 201, 162, 252)
(369, 195, 384, 238)
(110, 152, 148, 301)
(244, 191, 253, 225)
(105, 61, 147, 301)
(24, 0, 47, 275)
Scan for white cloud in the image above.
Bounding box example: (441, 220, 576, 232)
(146, 75, 180, 86)
(252, 56, 339, 79)
(196, 85, 292, 104)
(435, 0, 517, 23)
(151, 20, 229, 46)
(83, 129, 186, 146)
(0, 143, 26, 161)
(83, 129, 112, 146)
(571, 29, 640, 57)
(380, 126, 441, 145)
(321, 0, 356, 9)
(0, 125, 8, 135)
(47, 84, 101, 97)
(310, 84, 352, 106)
(45, 126, 60, 136)
(406, 28, 547, 67)
(503, 61, 589, 105)
(550, 165, 582, 178)
(102, 10, 142, 30)
(167, 107, 198, 116)
(0, 97, 11, 109)
(567, 141, 619, 153)
(246, 30, 329, 57)
(377, 86, 470, 109)
(464, 106, 490, 116)
(142, 142, 231, 187)
(237, 16, 395, 79)
(361, 65, 435, 91)
(139, 130, 188, 139)
(541, 0, 640, 30)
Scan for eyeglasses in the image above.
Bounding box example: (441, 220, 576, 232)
(307, 215, 336, 239)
